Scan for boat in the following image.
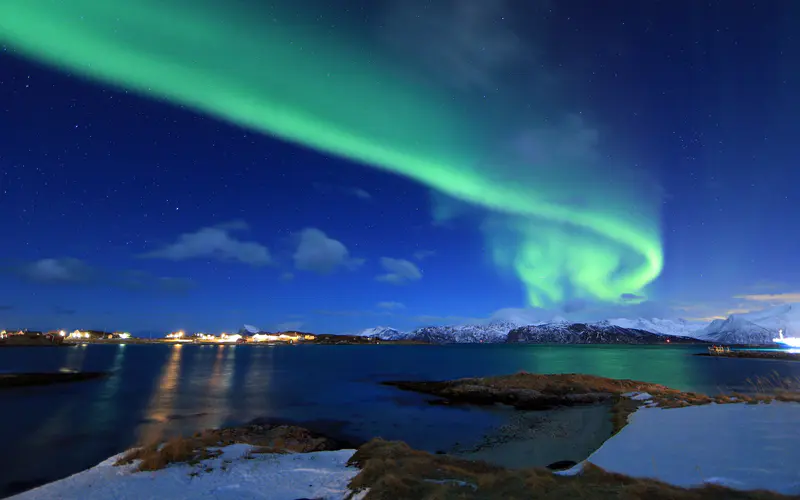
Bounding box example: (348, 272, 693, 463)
(773, 329, 800, 348)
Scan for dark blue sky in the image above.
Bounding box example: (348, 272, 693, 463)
(1, 1, 799, 334)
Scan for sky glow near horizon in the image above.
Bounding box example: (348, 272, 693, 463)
(0, 0, 664, 308)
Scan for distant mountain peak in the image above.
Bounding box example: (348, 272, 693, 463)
(356, 326, 407, 340)
(699, 312, 776, 345)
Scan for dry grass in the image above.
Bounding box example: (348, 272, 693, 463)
(346, 438, 795, 500)
(387, 371, 800, 436)
(477, 372, 680, 395)
(744, 372, 800, 403)
(114, 424, 344, 472)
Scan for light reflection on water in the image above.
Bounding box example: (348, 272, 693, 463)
(138, 343, 183, 444)
(1, 343, 799, 497)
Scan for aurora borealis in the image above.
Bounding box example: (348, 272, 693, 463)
(2, 1, 798, 332)
(0, 0, 661, 307)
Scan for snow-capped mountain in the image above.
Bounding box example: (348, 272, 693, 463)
(695, 305, 800, 345)
(737, 304, 800, 332)
(353, 305, 800, 345)
(356, 317, 707, 344)
(699, 316, 774, 345)
(409, 321, 520, 344)
(242, 324, 261, 334)
(355, 326, 408, 340)
(606, 317, 705, 337)
(507, 322, 700, 344)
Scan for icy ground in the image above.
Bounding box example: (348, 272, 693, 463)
(10, 444, 363, 500)
(570, 398, 800, 495)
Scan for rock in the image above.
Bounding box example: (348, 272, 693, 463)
(563, 393, 613, 404)
(546, 460, 578, 471)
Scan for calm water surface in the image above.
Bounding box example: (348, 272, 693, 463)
(1, 343, 798, 496)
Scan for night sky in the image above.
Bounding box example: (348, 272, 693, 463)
(1, 0, 799, 335)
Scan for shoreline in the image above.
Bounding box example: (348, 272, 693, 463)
(10, 373, 800, 499)
(58, 338, 432, 346)
(695, 350, 800, 362)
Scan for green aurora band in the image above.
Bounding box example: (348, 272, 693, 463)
(0, 0, 664, 307)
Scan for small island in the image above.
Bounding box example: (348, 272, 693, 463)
(696, 346, 800, 362)
(0, 371, 108, 389)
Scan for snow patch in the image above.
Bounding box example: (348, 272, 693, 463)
(621, 392, 653, 402)
(10, 445, 361, 500)
(585, 402, 800, 495)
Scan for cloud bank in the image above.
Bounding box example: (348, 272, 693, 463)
(376, 258, 423, 285)
(293, 228, 363, 274)
(142, 221, 270, 265)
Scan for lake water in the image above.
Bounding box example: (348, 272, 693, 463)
(2, 343, 799, 497)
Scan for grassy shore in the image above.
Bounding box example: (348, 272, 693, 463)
(348, 437, 793, 499)
(112, 432, 800, 499)
(385, 371, 800, 434)
(115, 423, 352, 472)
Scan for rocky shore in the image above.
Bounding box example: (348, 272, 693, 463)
(384, 372, 738, 430)
(695, 350, 800, 362)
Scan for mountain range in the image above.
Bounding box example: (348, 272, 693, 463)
(355, 305, 798, 345)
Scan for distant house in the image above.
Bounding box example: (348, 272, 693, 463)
(68, 330, 114, 340)
(2, 330, 63, 345)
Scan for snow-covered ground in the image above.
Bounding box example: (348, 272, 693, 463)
(10, 444, 363, 500)
(578, 400, 800, 495)
(14, 402, 800, 498)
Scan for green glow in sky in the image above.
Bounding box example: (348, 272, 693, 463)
(0, 0, 664, 307)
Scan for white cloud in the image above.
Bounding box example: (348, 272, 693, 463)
(734, 292, 800, 304)
(142, 222, 270, 265)
(13, 258, 193, 293)
(413, 250, 435, 260)
(350, 187, 372, 200)
(22, 258, 92, 283)
(376, 257, 422, 285)
(293, 228, 361, 274)
(377, 301, 405, 310)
